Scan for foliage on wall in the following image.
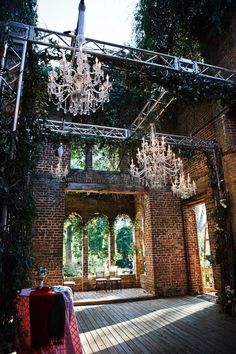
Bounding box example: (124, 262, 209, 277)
(205, 150, 236, 310)
(0, 1, 49, 349)
(0, 0, 37, 25)
(134, 0, 236, 60)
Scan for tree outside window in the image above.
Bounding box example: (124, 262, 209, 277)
(87, 215, 109, 275)
(114, 214, 134, 274)
(63, 214, 83, 277)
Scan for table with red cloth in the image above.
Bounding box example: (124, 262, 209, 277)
(16, 286, 83, 354)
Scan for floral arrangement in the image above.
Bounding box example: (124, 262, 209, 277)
(38, 266, 47, 279)
(37, 266, 47, 287)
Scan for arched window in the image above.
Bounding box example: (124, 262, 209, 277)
(87, 215, 109, 276)
(114, 214, 134, 274)
(63, 213, 83, 277)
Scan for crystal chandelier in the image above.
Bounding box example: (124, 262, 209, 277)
(171, 171, 197, 199)
(130, 124, 197, 199)
(47, 0, 112, 116)
(50, 143, 69, 181)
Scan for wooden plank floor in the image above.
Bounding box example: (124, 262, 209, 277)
(73, 288, 154, 305)
(75, 296, 236, 354)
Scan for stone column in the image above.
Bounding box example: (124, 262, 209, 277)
(82, 224, 88, 291)
(109, 220, 115, 266)
(85, 143, 93, 170)
(134, 195, 145, 286)
(119, 146, 130, 173)
(182, 203, 203, 294)
(143, 189, 188, 296)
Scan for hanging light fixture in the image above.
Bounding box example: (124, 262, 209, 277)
(50, 143, 69, 180)
(171, 170, 197, 199)
(47, 0, 112, 116)
(130, 124, 197, 199)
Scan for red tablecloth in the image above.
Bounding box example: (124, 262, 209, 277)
(16, 287, 82, 354)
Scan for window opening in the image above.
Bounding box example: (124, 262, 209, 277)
(70, 142, 85, 169)
(194, 203, 215, 292)
(92, 144, 120, 171)
(63, 214, 83, 277)
(114, 214, 134, 275)
(88, 215, 109, 276)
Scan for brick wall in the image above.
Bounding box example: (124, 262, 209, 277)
(144, 190, 188, 296)
(32, 142, 70, 286)
(182, 204, 202, 294)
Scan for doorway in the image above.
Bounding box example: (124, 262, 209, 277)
(194, 203, 215, 293)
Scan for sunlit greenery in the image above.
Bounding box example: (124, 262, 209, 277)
(70, 143, 85, 169)
(92, 144, 120, 171)
(115, 215, 134, 274)
(88, 216, 109, 275)
(63, 216, 83, 277)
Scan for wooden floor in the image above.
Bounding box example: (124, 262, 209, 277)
(75, 296, 236, 354)
(73, 288, 154, 305)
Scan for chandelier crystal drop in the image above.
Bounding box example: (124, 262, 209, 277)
(47, 0, 112, 116)
(130, 124, 197, 199)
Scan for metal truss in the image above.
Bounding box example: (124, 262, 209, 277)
(130, 89, 175, 136)
(0, 22, 30, 130)
(29, 27, 236, 84)
(46, 118, 216, 151)
(155, 132, 216, 150)
(0, 20, 231, 198)
(2, 21, 236, 85)
(46, 120, 129, 139)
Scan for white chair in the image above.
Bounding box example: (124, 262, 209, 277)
(95, 266, 108, 291)
(108, 266, 122, 291)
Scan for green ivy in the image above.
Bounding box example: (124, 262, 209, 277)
(0, 45, 49, 352)
(0, 0, 37, 25)
(134, 0, 236, 60)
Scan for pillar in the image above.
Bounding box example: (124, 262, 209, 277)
(109, 220, 115, 266)
(134, 195, 145, 285)
(144, 189, 188, 296)
(82, 224, 88, 291)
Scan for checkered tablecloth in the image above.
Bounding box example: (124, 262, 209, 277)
(16, 287, 83, 354)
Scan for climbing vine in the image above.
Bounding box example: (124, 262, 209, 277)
(0, 29, 49, 354)
(134, 0, 236, 60)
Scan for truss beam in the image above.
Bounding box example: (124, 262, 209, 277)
(45, 119, 216, 151)
(46, 120, 130, 139)
(130, 89, 175, 136)
(2, 21, 236, 85)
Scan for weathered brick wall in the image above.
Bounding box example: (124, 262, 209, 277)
(32, 142, 70, 286)
(173, 108, 234, 293)
(144, 190, 188, 296)
(134, 195, 145, 284)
